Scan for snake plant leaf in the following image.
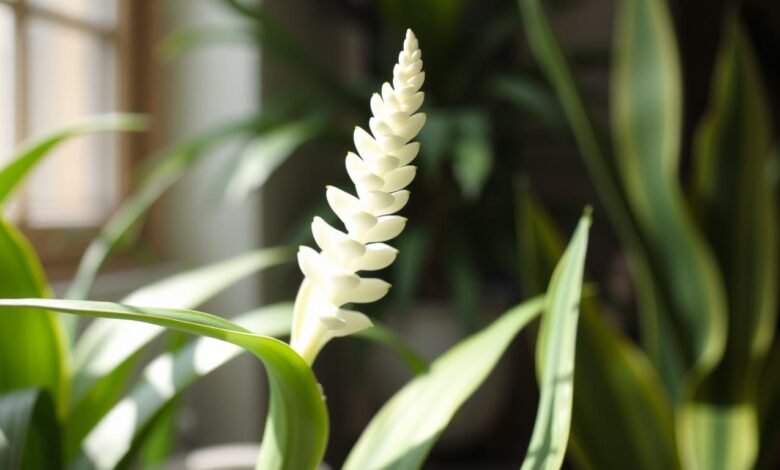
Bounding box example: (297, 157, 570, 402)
(344, 296, 545, 470)
(611, 0, 727, 398)
(516, 187, 679, 470)
(680, 20, 776, 470)
(516, 0, 667, 389)
(65, 247, 291, 459)
(521, 212, 590, 470)
(0, 217, 68, 414)
(0, 389, 61, 470)
(0, 114, 146, 203)
(0, 299, 328, 470)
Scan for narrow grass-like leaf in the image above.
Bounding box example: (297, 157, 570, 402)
(66, 117, 266, 302)
(0, 299, 328, 470)
(0, 389, 61, 470)
(611, 0, 726, 397)
(516, 189, 679, 470)
(521, 212, 590, 470)
(0, 114, 146, 203)
(0, 217, 68, 414)
(681, 20, 776, 470)
(344, 296, 544, 470)
(65, 248, 291, 458)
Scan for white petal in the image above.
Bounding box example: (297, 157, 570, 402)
(408, 72, 425, 90)
(297, 246, 329, 285)
(375, 190, 410, 216)
(345, 152, 384, 191)
(344, 211, 378, 235)
(361, 215, 406, 243)
(354, 127, 382, 158)
(334, 277, 390, 305)
(368, 155, 400, 175)
(398, 113, 426, 142)
(370, 93, 386, 118)
(328, 309, 373, 337)
(402, 92, 424, 114)
(352, 243, 398, 271)
(326, 186, 362, 219)
(381, 82, 395, 105)
(377, 134, 404, 152)
(359, 190, 395, 212)
(392, 142, 420, 166)
(311, 217, 365, 261)
(382, 166, 416, 192)
(369, 118, 393, 140)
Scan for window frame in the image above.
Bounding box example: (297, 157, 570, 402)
(1, 0, 161, 277)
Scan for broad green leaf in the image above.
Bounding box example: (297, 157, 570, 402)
(611, 0, 726, 397)
(74, 303, 294, 470)
(0, 217, 68, 414)
(217, 121, 320, 204)
(0, 389, 61, 470)
(682, 20, 775, 470)
(521, 212, 590, 470)
(344, 296, 544, 470)
(0, 299, 328, 470)
(516, 188, 679, 470)
(0, 114, 146, 203)
(66, 117, 266, 302)
(65, 248, 291, 459)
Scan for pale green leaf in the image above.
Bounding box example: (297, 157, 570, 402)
(344, 296, 544, 470)
(521, 212, 590, 470)
(0, 114, 146, 203)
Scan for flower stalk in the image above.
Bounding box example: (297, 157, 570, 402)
(290, 29, 426, 365)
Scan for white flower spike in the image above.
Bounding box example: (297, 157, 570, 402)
(291, 29, 425, 364)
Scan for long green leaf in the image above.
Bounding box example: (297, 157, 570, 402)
(343, 296, 545, 470)
(516, 0, 668, 389)
(0, 114, 146, 203)
(0, 217, 68, 414)
(0, 389, 61, 470)
(0, 299, 328, 470)
(516, 189, 679, 470)
(65, 248, 291, 458)
(611, 0, 726, 398)
(521, 212, 590, 470)
(680, 20, 776, 470)
(73, 303, 293, 469)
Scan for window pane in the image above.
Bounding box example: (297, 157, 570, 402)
(26, 18, 119, 228)
(29, 0, 117, 26)
(0, 4, 20, 222)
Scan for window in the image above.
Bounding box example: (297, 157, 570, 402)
(0, 0, 157, 268)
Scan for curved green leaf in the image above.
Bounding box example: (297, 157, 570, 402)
(521, 212, 590, 470)
(611, 0, 726, 397)
(681, 20, 775, 470)
(72, 303, 293, 469)
(0, 114, 146, 203)
(344, 296, 545, 470)
(0, 217, 68, 414)
(65, 248, 291, 458)
(0, 389, 61, 470)
(0, 299, 328, 470)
